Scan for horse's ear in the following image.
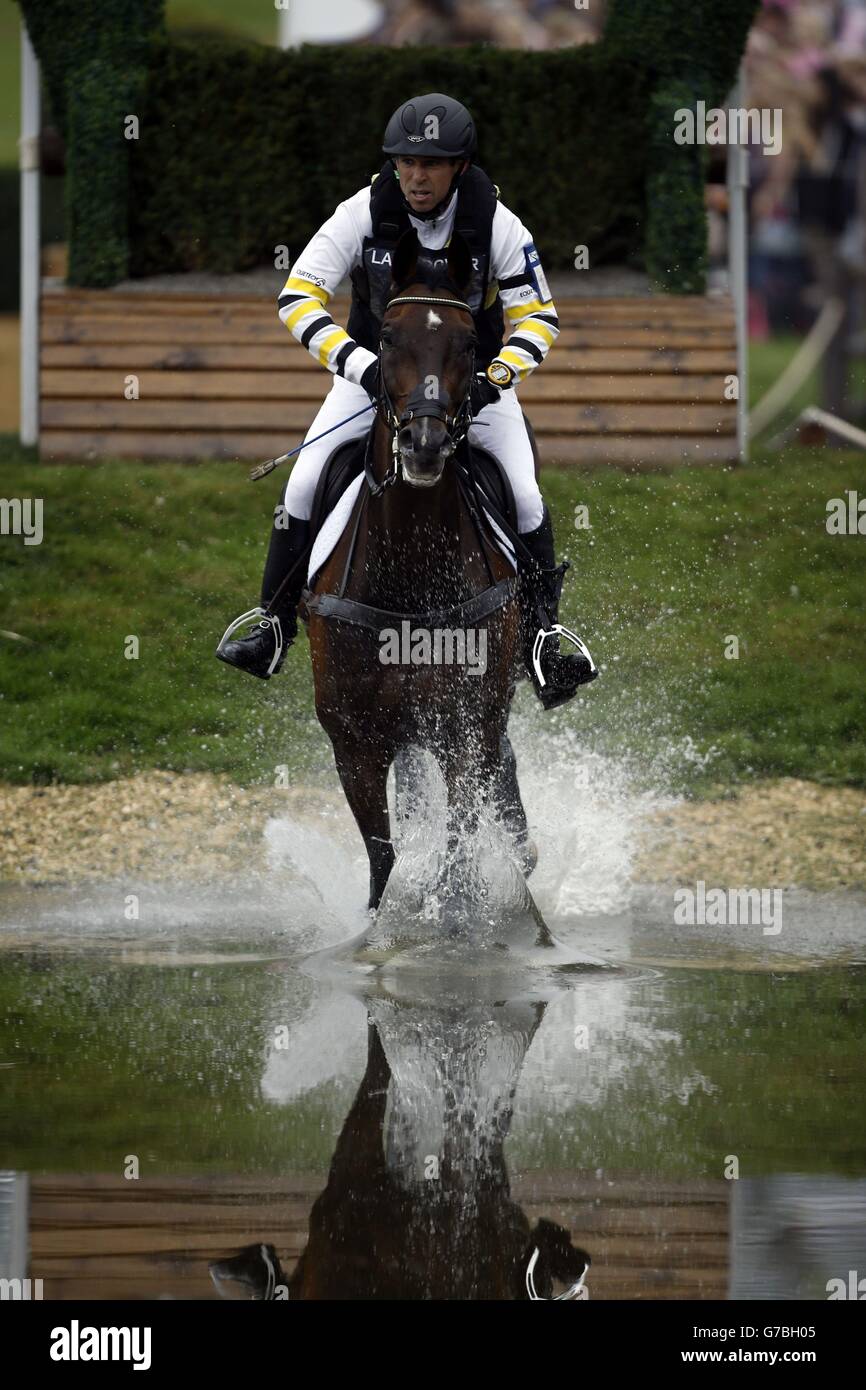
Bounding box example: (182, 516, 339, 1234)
(446, 232, 473, 296)
(391, 228, 420, 292)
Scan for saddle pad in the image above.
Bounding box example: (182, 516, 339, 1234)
(307, 476, 516, 583)
(308, 474, 365, 582)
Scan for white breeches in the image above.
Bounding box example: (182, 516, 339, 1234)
(282, 374, 544, 533)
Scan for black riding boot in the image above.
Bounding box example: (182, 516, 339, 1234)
(518, 507, 598, 711)
(216, 502, 311, 681)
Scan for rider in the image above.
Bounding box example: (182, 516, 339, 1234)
(217, 93, 596, 709)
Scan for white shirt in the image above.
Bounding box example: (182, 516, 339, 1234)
(278, 181, 559, 385)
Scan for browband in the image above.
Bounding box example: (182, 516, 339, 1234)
(386, 295, 471, 312)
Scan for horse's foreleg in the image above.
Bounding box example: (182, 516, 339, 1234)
(392, 744, 426, 839)
(332, 739, 395, 911)
(496, 730, 537, 877)
(442, 727, 536, 878)
(441, 726, 501, 861)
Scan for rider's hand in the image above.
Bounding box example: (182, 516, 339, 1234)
(470, 362, 514, 416)
(470, 372, 501, 416)
(360, 360, 379, 400)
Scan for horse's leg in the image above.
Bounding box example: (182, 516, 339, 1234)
(439, 721, 502, 866)
(495, 729, 538, 877)
(440, 721, 536, 879)
(392, 744, 426, 843)
(332, 738, 395, 910)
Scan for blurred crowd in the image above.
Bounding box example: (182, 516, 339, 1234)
(367, 0, 865, 412)
(741, 0, 866, 348)
(369, 0, 604, 48)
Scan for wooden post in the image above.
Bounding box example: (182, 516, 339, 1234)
(19, 19, 41, 449)
(727, 63, 749, 463)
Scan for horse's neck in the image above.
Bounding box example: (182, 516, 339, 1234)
(359, 423, 481, 609)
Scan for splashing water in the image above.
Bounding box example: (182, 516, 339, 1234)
(257, 711, 712, 939)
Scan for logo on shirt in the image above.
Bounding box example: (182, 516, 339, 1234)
(524, 243, 552, 304)
(294, 269, 326, 288)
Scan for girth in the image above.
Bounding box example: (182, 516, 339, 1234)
(303, 576, 517, 634)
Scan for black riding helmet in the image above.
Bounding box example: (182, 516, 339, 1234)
(382, 93, 476, 220)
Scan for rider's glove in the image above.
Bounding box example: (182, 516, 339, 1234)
(470, 373, 500, 416)
(470, 361, 514, 416)
(360, 360, 379, 400)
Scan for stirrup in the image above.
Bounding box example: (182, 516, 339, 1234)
(216, 606, 284, 678)
(531, 623, 597, 690)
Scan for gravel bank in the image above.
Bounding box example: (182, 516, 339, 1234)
(1, 774, 863, 892)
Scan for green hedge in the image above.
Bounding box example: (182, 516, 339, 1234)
(128, 37, 649, 280)
(17, 0, 164, 285)
(18, 0, 758, 294)
(0, 169, 66, 312)
(605, 0, 760, 291)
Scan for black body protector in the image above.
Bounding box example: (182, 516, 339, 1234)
(346, 161, 505, 369)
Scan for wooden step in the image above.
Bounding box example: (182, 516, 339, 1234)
(41, 397, 736, 435)
(39, 430, 739, 464)
(42, 368, 734, 405)
(41, 343, 738, 374)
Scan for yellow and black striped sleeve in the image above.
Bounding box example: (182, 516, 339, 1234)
(494, 290, 560, 384)
(277, 276, 376, 384)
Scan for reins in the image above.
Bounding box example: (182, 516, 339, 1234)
(304, 289, 519, 633)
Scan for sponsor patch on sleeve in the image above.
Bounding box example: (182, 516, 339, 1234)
(294, 269, 327, 288)
(523, 243, 552, 304)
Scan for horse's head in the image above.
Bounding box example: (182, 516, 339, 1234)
(379, 228, 477, 488)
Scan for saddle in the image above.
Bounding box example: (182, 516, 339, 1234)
(307, 427, 520, 575)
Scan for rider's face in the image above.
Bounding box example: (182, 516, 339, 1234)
(394, 156, 464, 212)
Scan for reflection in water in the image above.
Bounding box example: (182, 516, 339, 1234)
(2, 892, 866, 1300)
(216, 988, 592, 1300)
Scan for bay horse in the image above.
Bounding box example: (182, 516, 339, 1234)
(303, 229, 533, 911)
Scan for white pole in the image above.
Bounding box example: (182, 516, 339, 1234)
(727, 62, 749, 463)
(277, 1, 293, 48)
(19, 20, 40, 449)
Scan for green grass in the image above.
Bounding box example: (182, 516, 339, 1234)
(1, 432, 864, 792)
(749, 333, 866, 442)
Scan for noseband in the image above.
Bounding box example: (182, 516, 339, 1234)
(366, 294, 475, 498)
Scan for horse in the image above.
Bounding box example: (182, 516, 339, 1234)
(302, 229, 534, 912)
(210, 1003, 591, 1300)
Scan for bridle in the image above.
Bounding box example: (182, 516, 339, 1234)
(299, 289, 520, 639)
(365, 293, 476, 499)
(222, 291, 513, 667)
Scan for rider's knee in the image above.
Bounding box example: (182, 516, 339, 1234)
(515, 487, 544, 534)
